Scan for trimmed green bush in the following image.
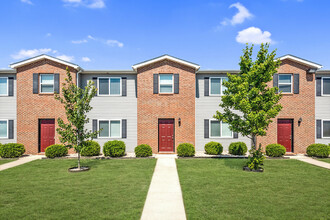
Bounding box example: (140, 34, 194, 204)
(103, 140, 126, 157)
(45, 144, 68, 158)
(265, 144, 286, 157)
(229, 142, 248, 155)
(177, 143, 195, 157)
(135, 144, 152, 157)
(306, 144, 329, 158)
(81, 140, 100, 156)
(0, 143, 25, 158)
(204, 141, 223, 155)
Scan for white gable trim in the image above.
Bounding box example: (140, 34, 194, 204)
(10, 54, 80, 70)
(132, 55, 200, 71)
(279, 55, 323, 69)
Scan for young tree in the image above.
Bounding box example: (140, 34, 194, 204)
(214, 43, 282, 149)
(55, 68, 98, 170)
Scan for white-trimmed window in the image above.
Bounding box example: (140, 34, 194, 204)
(209, 120, 233, 138)
(0, 77, 8, 96)
(0, 120, 8, 139)
(322, 77, 330, 96)
(98, 120, 121, 138)
(278, 74, 292, 93)
(98, 77, 121, 96)
(40, 74, 54, 93)
(209, 77, 228, 96)
(323, 120, 330, 138)
(159, 74, 173, 93)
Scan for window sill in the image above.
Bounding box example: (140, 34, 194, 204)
(281, 93, 294, 96)
(158, 93, 174, 96)
(38, 93, 55, 95)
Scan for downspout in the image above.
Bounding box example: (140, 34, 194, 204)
(76, 68, 82, 87)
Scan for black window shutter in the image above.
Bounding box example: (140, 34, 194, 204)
(204, 119, 209, 138)
(174, 74, 179, 94)
(8, 77, 14, 96)
(9, 120, 14, 139)
(273, 74, 279, 94)
(92, 77, 98, 96)
(204, 77, 209, 96)
(233, 132, 238, 139)
(153, 74, 158, 94)
(33, 73, 39, 94)
(54, 73, 60, 94)
(122, 119, 127, 138)
(122, 77, 127, 96)
(316, 120, 322, 139)
(293, 74, 299, 94)
(93, 119, 98, 139)
(316, 77, 321, 96)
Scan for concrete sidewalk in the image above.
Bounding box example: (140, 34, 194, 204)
(0, 155, 43, 171)
(141, 154, 186, 220)
(295, 157, 330, 169)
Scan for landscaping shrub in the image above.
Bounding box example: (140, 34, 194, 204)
(81, 140, 100, 156)
(103, 140, 126, 157)
(265, 144, 286, 157)
(0, 143, 25, 158)
(306, 144, 329, 158)
(135, 144, 152, 157)
(177, 143, 195, 157)
(229, 142, 248, 155)
(204, 141, 223, 155)
(246, 146, 264, 170)
(45, 144, 68, 158)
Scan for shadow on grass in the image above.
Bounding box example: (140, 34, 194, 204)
(68, 159, 101, 169)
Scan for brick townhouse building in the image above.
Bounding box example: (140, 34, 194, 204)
(0, 54, 329, 154)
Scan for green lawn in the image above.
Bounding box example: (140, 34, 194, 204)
(0, 159, 15, 165)
(317, 158, 330, 163)
(0, 159, 156, 219)
(177, 159, 330, 219)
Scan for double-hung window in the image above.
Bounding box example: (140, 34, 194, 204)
(210, 120, 232, 138)
(40, 74, 54, 93)
(98, 77, 121, 96)
(278, 74, 292, 93)
(322, 77, 330, 96)
(0, 120, 8, 138)
(209, 77, 228, 96)
(98, 120, 121, 138)
(0, 77, 8, 96)
(159, 74, 173, 93)
(323, 120, 330, 138)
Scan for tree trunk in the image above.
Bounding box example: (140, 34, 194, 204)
(77, 151, 81, 169)
(251, 135, 257, 149)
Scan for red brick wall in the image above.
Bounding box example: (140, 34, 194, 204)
(257, 59, 315, 154)
(16, 59, 76, 154)
(137, 60, 195, 153)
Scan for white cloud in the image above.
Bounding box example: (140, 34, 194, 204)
(87, 0, 105, 8)
(71, 39, 88, 44)
(221, 2, 253, 26)
(106, 40, 124, 48)
(82, 57, 91, 62)
(11, 48, 52, 59)
(71, 35, 124, 48)
(56, 55, 75, 62)
(46, 33, 51, 37)
(21, 0, 33, 5)
(87, 35, 96, 40)
(236, 27, 273, 44)
(62, 0, 105, 9)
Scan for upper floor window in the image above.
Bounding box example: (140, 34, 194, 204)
(210, 120, 232, 138)
(323, 120, 330, 138)
(322, 77, 330, 96)
(0, 120, 8, 138)
(210, 77, 228, 96)
(278, 74, 292, 93)
(98, 77, 121, 96)
(0, 77, 8, 96)
(159, 74, 173, 93)
(98, 119, 121, 138)
(40, 74, 54, 93)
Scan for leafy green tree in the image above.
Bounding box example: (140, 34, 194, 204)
(55, 68, 98, 169)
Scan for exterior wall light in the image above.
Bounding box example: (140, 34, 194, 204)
(298, 117, 302, 126)
(178, 118, 181, 127)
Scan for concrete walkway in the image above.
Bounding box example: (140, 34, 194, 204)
(141, 154, 186, 220)
(0, 155, 43, 171)
(292, 156, 330, 169)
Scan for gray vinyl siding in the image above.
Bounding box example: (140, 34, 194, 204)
(195, 74, 251, 152)
(315, 74, 330, 144)
(80, 74, 137, 152)
(0, 74, 17, 144)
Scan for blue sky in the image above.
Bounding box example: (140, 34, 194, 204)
(0, 0, 330, 70)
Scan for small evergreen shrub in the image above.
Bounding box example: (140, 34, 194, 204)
(246, 146, 265, 170)
(306, 144, 329, 158)
(81, 140, 100, 156)
(45, 144, 68, 158)
(229, 142, 248, 155)
(204, 141, 223, 155)
(265, 144, 286, 157)
(177, 143, 195, 157)
(0, 143, 25, 158)
(103, 140, 126, 157)
(135, 144, 152, 157)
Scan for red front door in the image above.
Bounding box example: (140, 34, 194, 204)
(159, 119, 174, 152)
(40, 119, 55, 152)
(277, 119, 293, 152)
